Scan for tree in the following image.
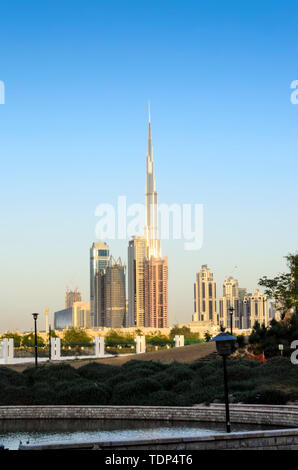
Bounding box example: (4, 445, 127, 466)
(105, 330, 134, 347)
(62, 328, 92, 347)
(204, 331, 212, 342)
(1, 332, 22, 347)
(259, 252, 298, 319)
(169, 325, 200, 340)
(22, 333, 45, 348)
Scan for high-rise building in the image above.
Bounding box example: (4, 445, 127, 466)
(127, 236, 147, 327)
(65, 287, 81, 308)
(90, 240, 110, 326)
(72, 301, 91, 329)
(193, 265, 217, 324)
(104, 257, 126, 328)
(223, 277, 239, 298)
(144, 256, 168, 328)
(219, 276, 242, 329)
(127, 106, 168, 328)
(145, 104, 160, 259)
(243, 289, 268, 328)
(238, 288, 247, 302)
(54, 307, 72, 330)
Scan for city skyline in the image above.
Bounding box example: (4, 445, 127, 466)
(0, 1, 297, 332)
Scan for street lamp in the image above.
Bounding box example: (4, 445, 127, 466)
(32, 313, 39, 368)
(228, 306, 235, 336)
(211, 332, 236, 433)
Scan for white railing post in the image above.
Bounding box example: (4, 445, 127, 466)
(2, 338, 8, 364)
(8, 338, 14, 362)
(99, 336, 104, 357)
(141, 335, 146, 353)
(50, 338, 61, 360)
(174, 335, 184, 347)
(135, 336, 146, 354)
(95, 336, 105, 357)
(135, 336, 141, 354)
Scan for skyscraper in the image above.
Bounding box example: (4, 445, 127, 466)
(104, 257, 126, 328)
(193, 265, 217, 324)
(72, 301, 91, 328)
(127, 236, 147, 327)
(219, 277, 241, 330)
(243, 289, 268, 329)
(127, 106, 168, 328)
(145, 104, 160, 259)
(144, 256, 168, 328)
(90, 240, 110, 326)
(65, 287, 82, 308)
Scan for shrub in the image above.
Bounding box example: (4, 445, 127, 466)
(172, 380, 192, 394)
(122, 360, 166, 373)
(0, 367, 27, 387)
(236, 335, 245, 348)
(23, 363, 81, 384)
(55, 381, 111, 405)
(240, 388, 289, 405)
(142, 390, 191, 406)
(30, 384, 57, 405)
(78, 362, 121, 382)
(225, 364, 254, 381)
(0, 385, 32, 405)
(111, 378, 162, 405)
(164, 363, 194, 381)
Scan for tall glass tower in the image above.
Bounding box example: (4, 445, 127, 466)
(90, 240, 110, 326)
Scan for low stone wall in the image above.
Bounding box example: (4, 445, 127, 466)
(1, 404, 298, 428)
(19, 428, 298, 450)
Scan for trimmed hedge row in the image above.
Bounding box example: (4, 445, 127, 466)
(0, 357, 297, 406)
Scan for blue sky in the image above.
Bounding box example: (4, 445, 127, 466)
(0, 0, 297, 332)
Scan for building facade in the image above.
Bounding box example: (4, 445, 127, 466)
(127, 236, 147, 327)
(219, 277, 242, 330)
(72, 301, 91, 329)
(242, 289, 268, 329)
(54, 307, 72, 330)
(144, 256, 168, 328)
(65, 287, 82, 309)
(104, 258, 126, 328)
(90, 240, 110, 326)
(127, 107, 168, 329)
(193, 265, 217, 324)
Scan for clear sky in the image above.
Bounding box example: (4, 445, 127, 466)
(0, 0, 297, 332)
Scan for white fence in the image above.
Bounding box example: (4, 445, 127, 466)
(174, 335, 185, 347)
(0, 338, 14, 364)
(135, 335, 146, 354)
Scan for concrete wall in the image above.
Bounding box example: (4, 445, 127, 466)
(19, 428, 298, 450)
(4, 404, 298, 450)
(2, 404, 298, 428)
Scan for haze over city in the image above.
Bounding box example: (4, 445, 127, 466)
(0, 0, 297, 332)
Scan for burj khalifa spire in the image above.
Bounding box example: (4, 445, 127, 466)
(145, 103, 161, 258)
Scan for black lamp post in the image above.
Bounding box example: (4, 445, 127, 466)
(49, 324, 52, 360)
(211, 332, 236, 433)
(32, 313, 39, 368)
(228, 306, 235, 336)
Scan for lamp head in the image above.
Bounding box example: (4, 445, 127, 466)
(211, 332, 236, 356)
(32, 313, 39, 321)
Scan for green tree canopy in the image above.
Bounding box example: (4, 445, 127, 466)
(259, 252, 298, 319)
(62, 328, 92, 347)
(1, 332, 22, 347)
(22, 333, 45, 348)
(204, 331, 212, 342)
(169, 325, 200, 340)
(105, 330, 134, 346)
